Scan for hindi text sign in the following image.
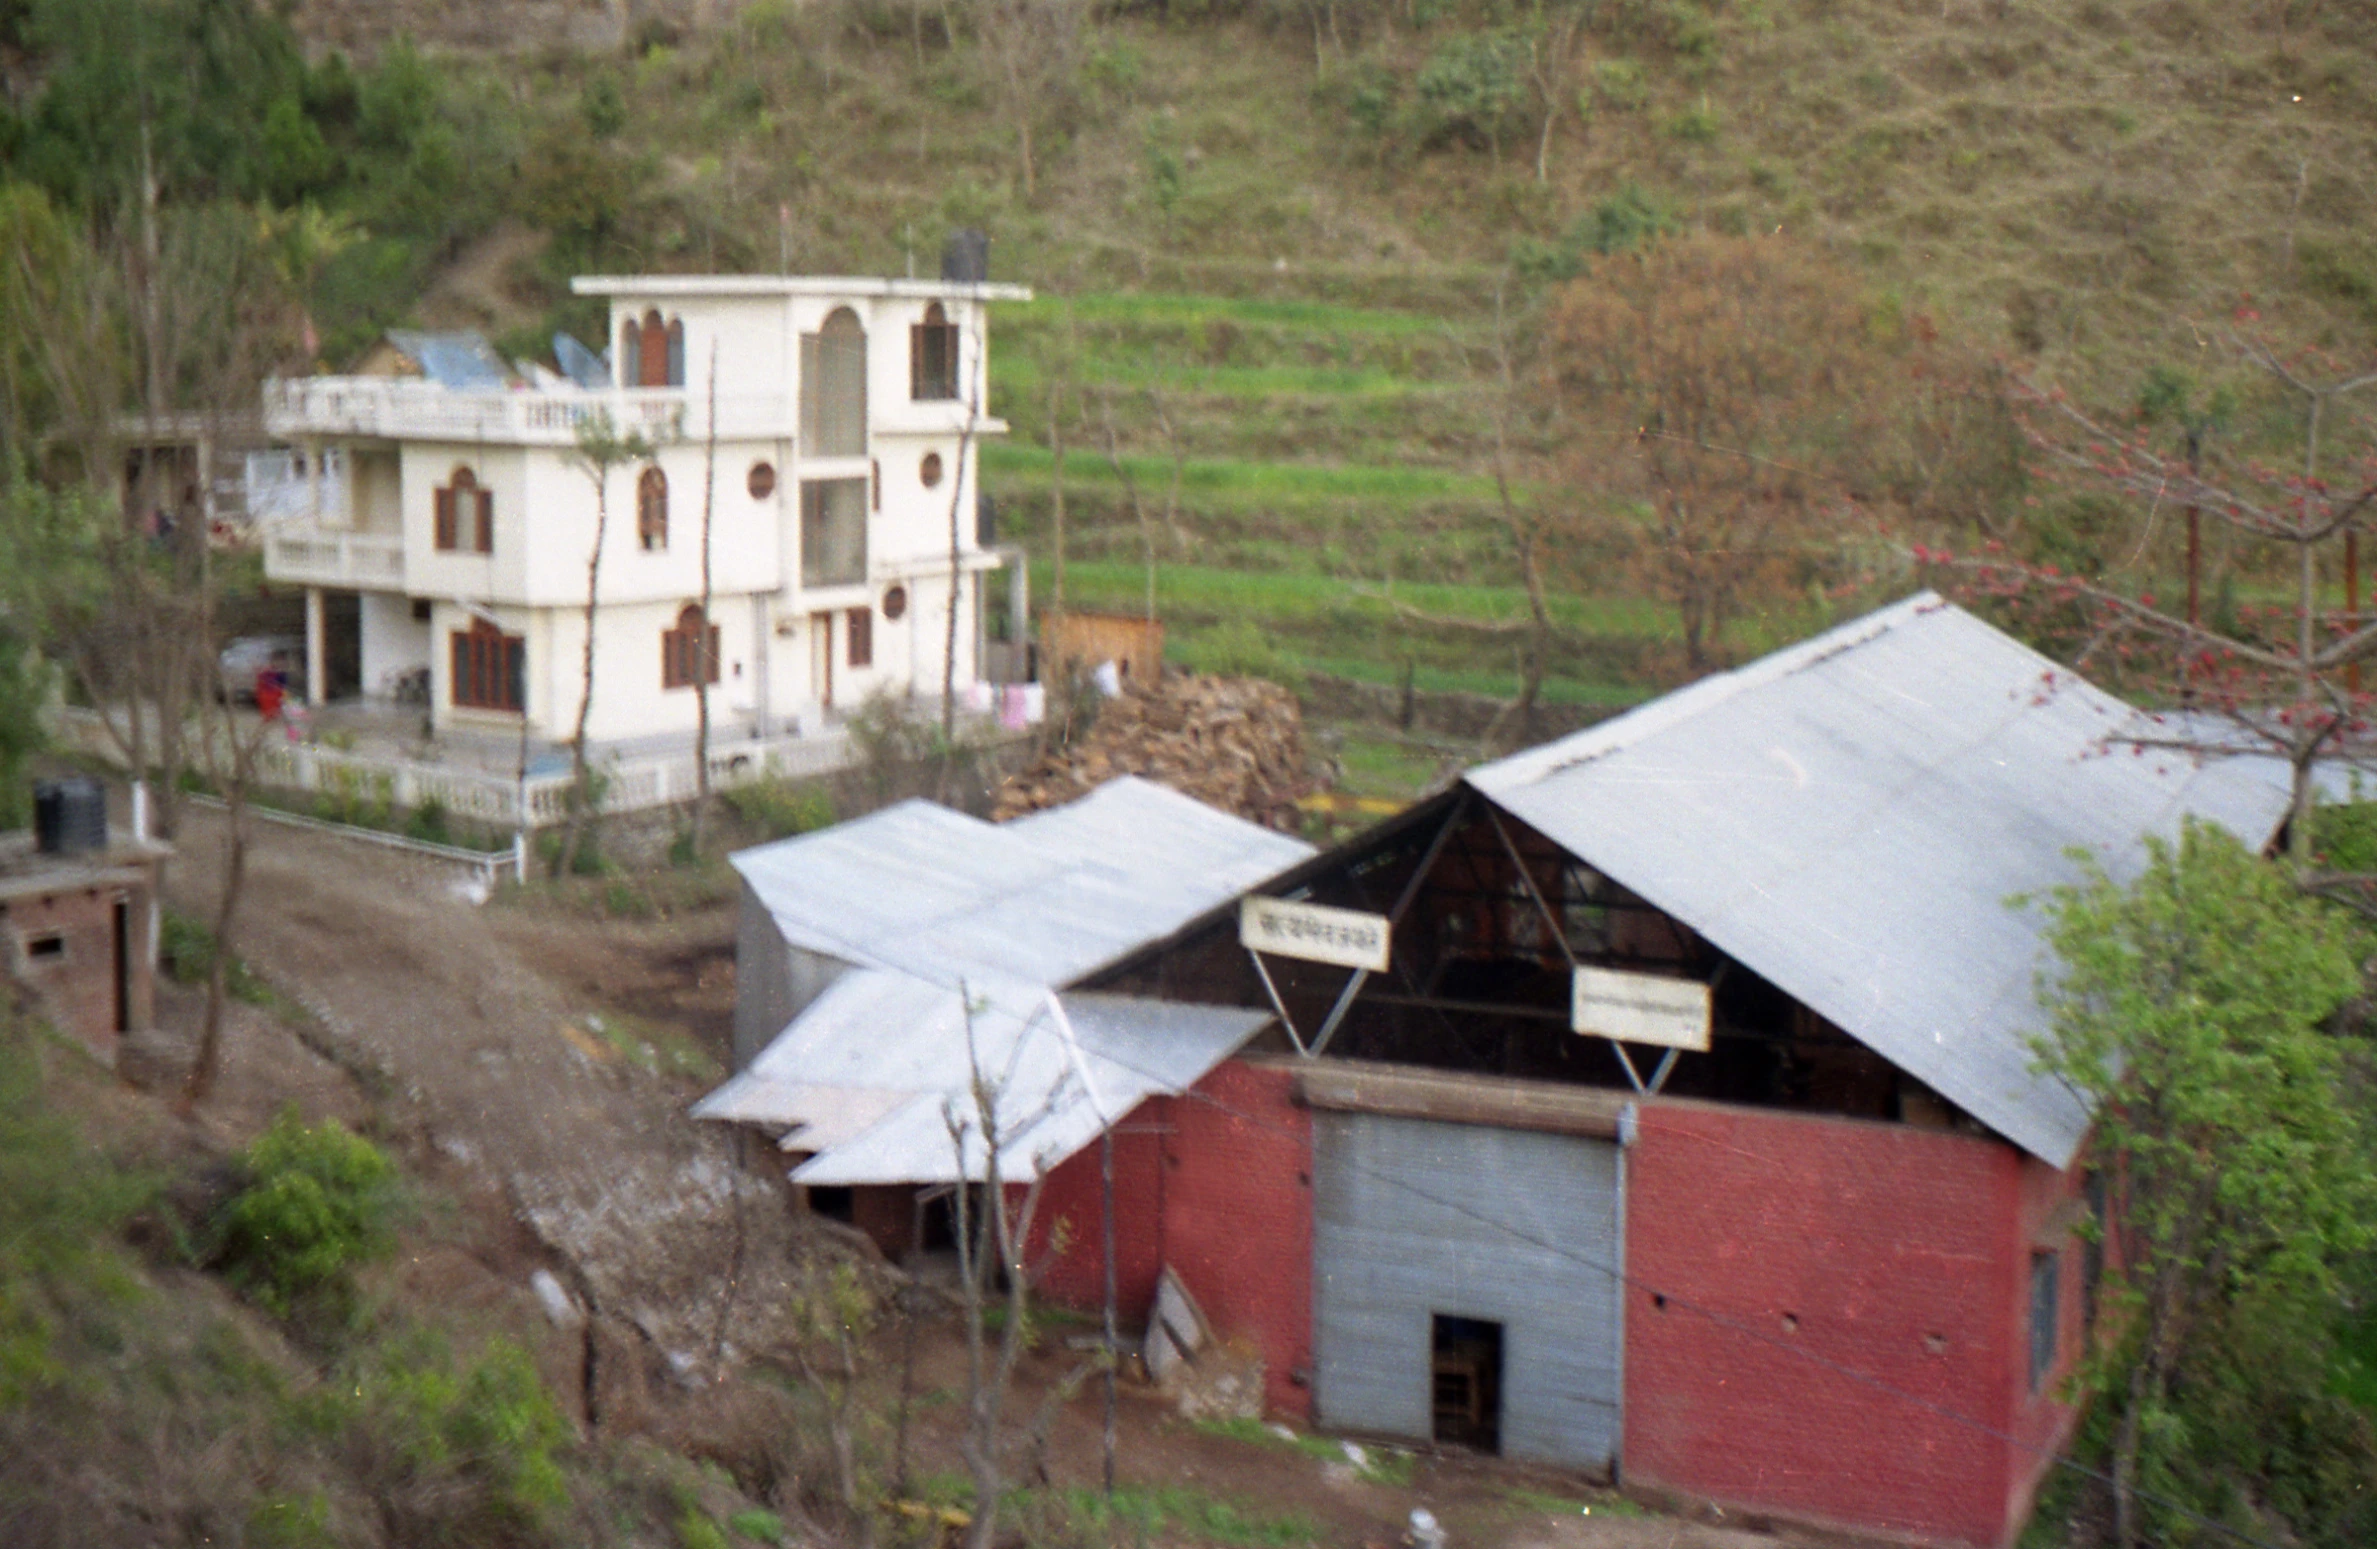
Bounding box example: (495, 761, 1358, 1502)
(1239, 897, 1391, 973)
(1571, 966, 1711, 1051)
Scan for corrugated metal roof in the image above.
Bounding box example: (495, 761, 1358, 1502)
(727, 776, 1314, 993)
(1467, 592, 2297, 1169)
(694, 972, 1270, 1184)
(386, 330, 511, 390)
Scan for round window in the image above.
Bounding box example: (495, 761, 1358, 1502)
(747, 461, 777, 499)
(882, 585, 909, 621)
(919, 452, 944, 488)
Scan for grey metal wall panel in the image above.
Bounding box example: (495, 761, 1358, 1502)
(1313, 1112, 1620, 1468)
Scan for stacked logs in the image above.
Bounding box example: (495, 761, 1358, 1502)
(991, 674, 1314, 831)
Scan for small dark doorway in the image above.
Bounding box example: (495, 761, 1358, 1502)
(111, 897, 131, 1033)
(1431, 1314, 1504, 1452)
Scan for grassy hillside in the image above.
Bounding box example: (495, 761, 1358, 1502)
(481, 0, 2373, 697)
(17, 0, 2374, 702)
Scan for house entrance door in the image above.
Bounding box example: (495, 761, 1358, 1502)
(809, 611, 834, 708)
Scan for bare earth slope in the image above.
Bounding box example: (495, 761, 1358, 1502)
(163, 805, 797, 1375)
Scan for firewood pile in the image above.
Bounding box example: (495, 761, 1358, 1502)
(992, 674, 1315, 831)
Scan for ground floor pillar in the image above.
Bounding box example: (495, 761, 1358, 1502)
(304, 585, 327, 706)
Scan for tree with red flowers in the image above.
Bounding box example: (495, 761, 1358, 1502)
(1922, 330, 2377, 868)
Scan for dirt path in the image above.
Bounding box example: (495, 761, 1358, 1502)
(163, 805, 794, 1372)
(163, 807, 1835, 1549)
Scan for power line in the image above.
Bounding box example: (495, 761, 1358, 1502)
(1061, 1040, 2285, 1549)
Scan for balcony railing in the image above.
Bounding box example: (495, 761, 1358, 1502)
(263, 378, 791, 445)
(264, 529, 406, 589)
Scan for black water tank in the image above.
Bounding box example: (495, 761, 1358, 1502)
(34, 776, 107, 855)
(942, 228, 990, 284)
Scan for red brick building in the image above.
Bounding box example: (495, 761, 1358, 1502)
(1011, 596, 2292, 1549)
(1, 819, 168, 1063)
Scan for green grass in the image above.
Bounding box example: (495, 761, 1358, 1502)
(2334, 1301, 2377, 1416)
(579, 1013, 724, 1086)
(1334, 734, 1455, 800)
(1013, 292, 1465, 337)
(1501, 1487, 1646, 1519)
(983, 442, 1503, 507)
(1186, 1416, 1418, 1487)
(1045, 1484, 1321, 1549)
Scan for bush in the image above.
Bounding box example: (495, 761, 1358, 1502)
(721, 778, 835, 841)
(307, 1332, 572, 1542)
(214, 1109, 396, 1316)
(158, 911, 271, 1003)
(1414, 30, 1533, 158)
(403, 797, 451, 844)
(1512, 184, 1673, 282)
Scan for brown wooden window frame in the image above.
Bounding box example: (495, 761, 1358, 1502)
(846, 606, 873, 669)
(434, 467, 493, 554)
(910, 302, 959, 401)
(450, 617, 524, 712)
(662, 603, 722, 690)
(800, 307, 868, 458)
(637, 465, 669, 551)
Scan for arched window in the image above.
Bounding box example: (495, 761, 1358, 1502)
(662, 603, 720, 689)
(800, 306, 867, 457)
(911, 301, 959, 401)
(434, 467, 492, 554)
(638, 309, 670, 388)
(637, 465, 668, 551)
(619, 318, 642, 387)
(665, 318, 686, 387)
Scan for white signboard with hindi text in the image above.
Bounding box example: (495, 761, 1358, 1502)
(1571, 966, 1711, 1051)
(1239, 897, 1391, 973)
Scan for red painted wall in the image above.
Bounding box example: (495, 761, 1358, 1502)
(1032, 1059, 1316, 1422)
(2003, 1153, 2088, 1537)
(1158, 1058, 1314, 1421)
(1624, 1100, 2044, 1549)
(1031, 1098, 1168, 1316)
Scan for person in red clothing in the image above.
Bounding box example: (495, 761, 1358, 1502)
(254, 667, 285, 722)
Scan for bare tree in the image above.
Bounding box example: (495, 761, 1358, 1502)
(968, 0, 1086, 200)
(560, 411, 659, 877)
(1928, 336, 2377, 864)
(942, 989, 1065, 1549)
(692, 349, 720, 856)
(942, 316, 986, 744)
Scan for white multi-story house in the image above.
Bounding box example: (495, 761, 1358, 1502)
(255, 272, 1030, 747)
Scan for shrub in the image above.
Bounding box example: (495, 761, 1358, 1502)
(1414, 30, 1533, 158)
(311, 1332, 572, 1542)
(721, 778, 835, 841)
(404, 797, 451, 844)
(214, 1109, 397, 1315)
(158, 911, 271, 1003)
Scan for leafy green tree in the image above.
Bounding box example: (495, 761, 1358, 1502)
(2035, 819, 2377, 1548)
(1415, 30, 1532, 162)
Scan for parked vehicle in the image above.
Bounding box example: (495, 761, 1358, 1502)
(217, 635, 306, 704)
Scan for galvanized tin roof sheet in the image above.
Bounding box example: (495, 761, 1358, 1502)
(727, 776, 1315, 993)
(695, 973, 1270, 1184)
(1467, 593, 2298, 1168)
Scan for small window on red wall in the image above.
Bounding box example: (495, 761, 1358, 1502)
(847, 607, 873, 668)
